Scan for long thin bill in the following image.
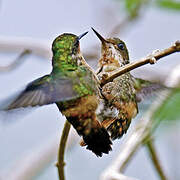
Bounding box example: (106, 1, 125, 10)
(78, 31, 88, 40)
(91, 27, 107, 43)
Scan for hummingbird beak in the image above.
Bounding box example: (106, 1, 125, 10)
(78, 31, 88, 40)
(91, 27, 107, 43)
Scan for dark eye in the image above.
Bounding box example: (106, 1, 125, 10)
(74, 40, 79, 47)
(117, 43, 125, 50)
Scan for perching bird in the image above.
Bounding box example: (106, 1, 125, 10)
(92, 28, 163, 140)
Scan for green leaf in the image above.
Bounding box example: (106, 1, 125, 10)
(156, 0, 180, 11)
(153, 90, 180, 128)
(125, 0, 143, 18)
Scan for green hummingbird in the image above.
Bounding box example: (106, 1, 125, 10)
(4, 32, 112, 156)
(92, 28, 163, 140)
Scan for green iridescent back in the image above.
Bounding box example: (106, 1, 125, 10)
(50, 33, 99, 100)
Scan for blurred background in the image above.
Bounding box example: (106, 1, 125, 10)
(0, 0, 180, 179)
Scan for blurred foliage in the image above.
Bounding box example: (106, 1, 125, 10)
(156, 0, 180, 11)
(123, 0, 149, 18)
(118, 0, 180, 19)
(125, 0, 145, 18)
(152, 90, 180, 129)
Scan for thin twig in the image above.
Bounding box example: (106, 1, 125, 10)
(101, 40, 180, 86)
(146, 139, 168, 180)
(0, 49, 31, 72)
(56, 121, 71, 180)
(0, 36, 51, 59)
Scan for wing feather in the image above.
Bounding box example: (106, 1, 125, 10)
(2, 67, 99, 111)
(134, 78, 166, 102)
(4, 75, 80, 110)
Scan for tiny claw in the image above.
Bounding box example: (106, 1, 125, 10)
(98, 73, 109, 82)
(79, 139, 86, 146)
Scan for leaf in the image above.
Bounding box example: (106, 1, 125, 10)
(125, 0, 143, 18)
(156, 0, 180, 11)
(153, 89, 180, 127)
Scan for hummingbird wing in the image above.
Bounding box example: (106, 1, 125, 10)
(134, 78, 166, 102)
(3, 75, 80, 110)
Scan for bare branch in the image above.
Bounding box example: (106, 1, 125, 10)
(99, 63, 180, 180)
(0, 50, 31, 72)
(100, 171, 139, 180)
(56, 121, 71, 180)
(101, 41, 180, 86)
(146, 139, 168, 180)
(0, 36, 51, 59)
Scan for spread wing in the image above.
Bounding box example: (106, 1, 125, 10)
(134, 78, 166, 102)
(3, 75, 79, 110)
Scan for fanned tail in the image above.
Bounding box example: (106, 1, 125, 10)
(67, 116, 112, 157)
(107, 117, 131, 140)
(83, 126, 112, 156)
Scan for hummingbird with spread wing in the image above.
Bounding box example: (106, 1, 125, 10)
(3, 32, 112, 157)
(91, 28, 163, 140)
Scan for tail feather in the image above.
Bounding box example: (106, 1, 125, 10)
(107, 118, 131, 140)
(84, 127, 112, 157)
(67, 116, 112, 157)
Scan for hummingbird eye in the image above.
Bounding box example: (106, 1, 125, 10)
(72, 40, 79, 54)
(117, 43, 125, 50)
(74, 40, 79, 47)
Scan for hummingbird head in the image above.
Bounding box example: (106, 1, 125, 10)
(52, 32, 88, 70)
(92, 28, 129, 72)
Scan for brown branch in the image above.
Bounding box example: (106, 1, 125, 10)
(101, 40, 180, 86)
(56, 120, 71, 180)
(0, 49, 31, 72)
(146, 139, 168, 180)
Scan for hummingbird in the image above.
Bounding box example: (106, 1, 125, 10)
(92, 28, 163, 140)
(4, 32, 112, 157)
